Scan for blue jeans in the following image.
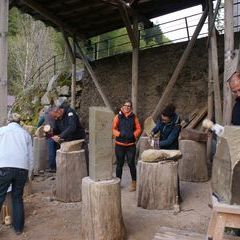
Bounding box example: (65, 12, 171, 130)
(47, 138, 57, 170)
(0, 167, 28, 232)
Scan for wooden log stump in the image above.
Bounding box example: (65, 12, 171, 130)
(137, 160, 178, 210)
(212, 126, 240, 204)
(178, 140, 208, 182)
(56, 149, 87, 202)
(33, 137, 48, 171)
(82, 177, 126, 240)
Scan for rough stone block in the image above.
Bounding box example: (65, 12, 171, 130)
(60, 139, 84, 152)
(89, 107, 114, 181)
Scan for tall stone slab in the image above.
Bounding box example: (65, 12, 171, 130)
(89, 107, 114, 181)
(212, 126, 240, 204)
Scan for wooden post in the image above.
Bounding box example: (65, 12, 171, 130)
(209, 0, 222, 124)
(151, 7, 208, 121)
(0, 0, 9, 126)
(223, 0, 234, 125)
(71, 38, 76, 109)
(132, 16, 139, 114)
(75, 41, 112, 111)
(63, 33, 76, 109)
(207, 4, 214, 166)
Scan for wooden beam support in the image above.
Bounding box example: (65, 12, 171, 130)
(63, 33, 75, 64)
(75, 41, 112, 111)
(63, 33, 76, 109)
(118, 4, 137, 48)
(22, 0, 79, 37)
(151, 7, 208, 121)
(208, 0, 222, 124)
(0, 0, 9, 126)
(223, 0, 234, 125)
(131, 16, 139, 114)
(207, 2, 214, 166)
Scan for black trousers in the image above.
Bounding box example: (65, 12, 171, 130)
(0, 167, 28, 232)
(115, 144, 136, 181)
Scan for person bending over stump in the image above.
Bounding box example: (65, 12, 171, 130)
(151, 104, 181, 150)
(112, 100, 141, 192)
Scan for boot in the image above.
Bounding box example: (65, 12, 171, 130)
(129, 180, 136, 192)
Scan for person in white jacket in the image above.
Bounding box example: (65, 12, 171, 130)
(0, 113, 33, 235)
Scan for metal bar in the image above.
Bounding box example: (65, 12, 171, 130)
(185, 17, 190, 41)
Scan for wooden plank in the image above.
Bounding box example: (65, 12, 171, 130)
(153, 227, 205, 240)
(0, 0, 9, 126)
(186, 106, 207, 129)
(151, 7, 209, 121)
(208, 0, 222, 124)
(223, 0, 234, 125)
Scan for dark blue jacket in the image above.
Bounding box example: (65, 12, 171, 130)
(116, 111, 136, 144)
(232, 98, 240, 125)
(53, 107, 85, 141)
(152, 113, 181, 150)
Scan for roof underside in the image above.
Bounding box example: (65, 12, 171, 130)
(12, 0, 206, 38)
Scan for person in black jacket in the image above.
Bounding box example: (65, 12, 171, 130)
(151, 104, 181, 150)
(47, 103, 85, 172)
(229, 72, 240, 125)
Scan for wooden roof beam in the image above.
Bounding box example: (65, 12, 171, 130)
(22, 0, 81, 38)
(118, 4, 137, 48)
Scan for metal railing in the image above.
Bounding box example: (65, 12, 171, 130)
(27, 53, 69, 89)
(82, 3, 240, 61)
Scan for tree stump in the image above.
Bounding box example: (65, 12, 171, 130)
(137, 160, 178, 210)
(178, 140, 208, 182)
(33, 137, 48, 171)
(56, 149, 87, 202)
(82, 177, 126, 240)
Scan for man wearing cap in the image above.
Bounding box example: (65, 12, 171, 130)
(48, 103, 86, 172)
(0, 113, 33, 235)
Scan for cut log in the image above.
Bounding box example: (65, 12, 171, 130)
(33, 137, 48, 171)
(56, 149, 87, 202)
(81, 177, 126, 240)
(212, 126, 240, 204)
(137, 160, 178, 210)
(179, 140, 208, 182)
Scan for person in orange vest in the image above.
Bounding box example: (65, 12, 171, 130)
(112, 100, 141, 192)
